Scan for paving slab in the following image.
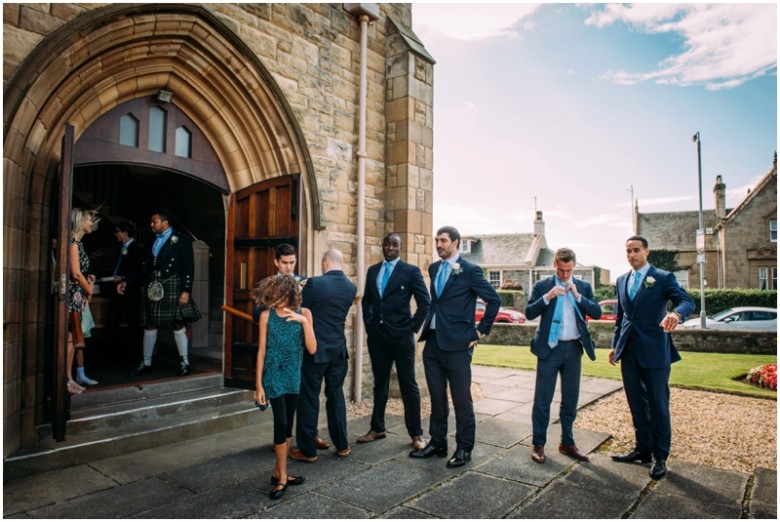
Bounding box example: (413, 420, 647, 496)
(630, 487, 742, 519)
(473, 397, 522, 415)
(509, 480, 637, 519)
(159, 445, 275, 493)
(474, 417, 531, 448)
(406, 470, 535, 519)
(380, 506, 438, 519)
(2, 464, 118, 515)
(749, 467, 778, 519)
(133, 482, 264, 519)
(27, 477, 188, 519)
(475, 444, 572, 487)
(250, 490, 372, 519)
(561, 453, 650, 493)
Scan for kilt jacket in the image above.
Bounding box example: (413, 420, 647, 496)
(143, 229, 195, 294)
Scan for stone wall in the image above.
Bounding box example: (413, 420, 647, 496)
(482, 321, 777, 355)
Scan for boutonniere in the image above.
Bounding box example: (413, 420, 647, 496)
(170, 235, 179, 244)
(451, 262, 463, 276)
(644, 276, 656, 288)
(121, 249, 128, 256)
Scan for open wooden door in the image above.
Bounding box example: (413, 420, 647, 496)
(224, 174, 300, 389)
(52, 124, 75, 441)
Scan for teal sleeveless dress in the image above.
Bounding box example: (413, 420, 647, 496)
(262, 308, 304, 399)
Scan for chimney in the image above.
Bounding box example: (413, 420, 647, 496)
(534, 210, 545, 236)
(713, 175, 726, 219)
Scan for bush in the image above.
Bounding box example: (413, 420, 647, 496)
(497, 289, 525, 310)
(594, 285, 616, 302)
(685, 288, 777, 316)
(746, 363, 777, 391)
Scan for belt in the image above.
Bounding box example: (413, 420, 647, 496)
(152, 270, 162, 278)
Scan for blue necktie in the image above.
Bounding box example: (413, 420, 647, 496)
(547, 280, 566, 348)
(380, 262, 392, 296)
(436, 263, 449, 298)
(152, 233, 166, 257)
(628, 271, 642, 300)
(113, 246, 127, 275)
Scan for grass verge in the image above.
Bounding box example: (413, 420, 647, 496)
(473, 344, 777, 399)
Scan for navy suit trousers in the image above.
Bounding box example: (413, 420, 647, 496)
(296, 355, 349, 456)
(619, 342, 672, 460)
(532, 340, 583, 447)
(423, 335, 475, 451)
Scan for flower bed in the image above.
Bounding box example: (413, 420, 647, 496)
(746, 363, 777, 391)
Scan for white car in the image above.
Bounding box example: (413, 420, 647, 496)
(681, 306, 777, 331)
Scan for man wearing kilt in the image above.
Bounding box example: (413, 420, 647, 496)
(131, 208, 199, 377)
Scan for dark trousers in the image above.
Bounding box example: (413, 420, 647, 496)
(620, 343, 672, 460)
(532, 340, 583, 447)
(423, 335, 475, 451)
(296, 356, 349, 456)
(367, 326, 422, 438)
(269, 393, 298, 445)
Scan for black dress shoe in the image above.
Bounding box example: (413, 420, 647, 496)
(611, 449, 652, 463)
(409, 443, 448, 459)
(650, 459, 667, 480)
(130, 362, 152, 376)
(271, 475, 305, 486)
(179, 358, 190, 376)
(446, 449, 472, 468)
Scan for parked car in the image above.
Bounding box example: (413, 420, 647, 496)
(587, 299, 618, 321)
(681, 306, 777, 331)
(475, 299, 525, 324)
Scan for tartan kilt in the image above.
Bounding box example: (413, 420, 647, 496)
(141, 274, 201, 327)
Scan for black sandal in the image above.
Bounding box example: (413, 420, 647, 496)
(271, 475, 305, 486)
(269, 482, 287, 500)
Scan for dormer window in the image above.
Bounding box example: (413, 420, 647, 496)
(459, 239, 471, 254)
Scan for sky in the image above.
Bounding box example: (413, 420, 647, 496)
(411, 3, 777, 281)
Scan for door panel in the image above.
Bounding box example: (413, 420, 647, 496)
(225, 174, 299, 388)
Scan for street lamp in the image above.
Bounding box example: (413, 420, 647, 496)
(692, 132, 707, 328)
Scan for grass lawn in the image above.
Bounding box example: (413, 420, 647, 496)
(473, 344, 777, 399)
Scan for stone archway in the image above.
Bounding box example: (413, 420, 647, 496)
(3, 4, 319, 451)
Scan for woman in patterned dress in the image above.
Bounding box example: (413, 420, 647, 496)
(67, 208, 100, 394)
(254, 275, 316, 500)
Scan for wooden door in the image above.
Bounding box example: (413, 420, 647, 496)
(224, 174, 300, 388)
(52, 124, 75, 441)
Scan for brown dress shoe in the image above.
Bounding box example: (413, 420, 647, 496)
(531, 444, 546, 464)
(411, 435, 427, 451)
(336, 447, 351, 458)
(288, 447, 318, 463)
(315, 435, 331, 450)
(559, 443, 590, 461)
(356, 430, 387, 443)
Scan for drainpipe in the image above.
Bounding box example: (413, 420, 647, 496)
(345, 4, 379, 402)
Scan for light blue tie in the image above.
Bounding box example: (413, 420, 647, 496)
(436, 262, 449, 298)
(113, 246, 127, 275)
(380, 262, 392, 296)
(628, 271, 642, 300)
(547, 280, 566, 348)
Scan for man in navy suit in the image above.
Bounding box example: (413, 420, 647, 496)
(525, 248, 601, 465)
(290, 249, 357, 463)
(411, 226, 500, 468)
(358, 232, 431, 450)
(609, 236, 694, 480)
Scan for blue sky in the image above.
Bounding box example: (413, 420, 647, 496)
(412, 3, 777, 281)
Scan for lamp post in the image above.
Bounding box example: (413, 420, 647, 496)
(692, 132, 707, 328)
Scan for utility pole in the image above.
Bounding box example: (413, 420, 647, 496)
(692, 132, 707, 328)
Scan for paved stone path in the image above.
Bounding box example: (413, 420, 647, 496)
(3, 366, 776, 518)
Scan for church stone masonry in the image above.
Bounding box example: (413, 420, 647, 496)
(3, 3, 435, 455)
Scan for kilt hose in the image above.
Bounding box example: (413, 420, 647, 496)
(141, 274, 200, 327)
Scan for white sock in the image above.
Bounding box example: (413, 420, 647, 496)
(143, 329, 157, 366)
(77, 367, 86, 380)
(174, 327, 189, 365)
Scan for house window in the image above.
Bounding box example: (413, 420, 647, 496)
(773, 267, 777, 290)
(488, 270, 501, 288)
(758, 267, 768, 290)
(175, 126, 192, 158)
(119, 114, 139, 147)
(674, 270, 689, 290)
(148, 107, 166, 152)
(770, 220, 777, 242)
(459, 239, 471, 254)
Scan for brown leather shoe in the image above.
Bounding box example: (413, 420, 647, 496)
(336, 447, 351, 458)
(411, 435, 427, 451)
(315, 435, 331, 450)
(531, 444, 546, 464)
(288, 447, 318, 463)
(356, 430, 387, 443)
(559, 443, 590, 461)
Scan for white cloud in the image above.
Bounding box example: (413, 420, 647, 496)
(587, 4, 777, 90)
(413, 3, 541, 41)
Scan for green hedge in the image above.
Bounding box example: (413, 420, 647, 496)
(497, 290, 525, 309)
(685, 288, 777, 316)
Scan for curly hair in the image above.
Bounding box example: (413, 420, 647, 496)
(252, 274, 301, 310)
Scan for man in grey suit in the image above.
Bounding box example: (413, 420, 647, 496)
(525, 248, 601, 464)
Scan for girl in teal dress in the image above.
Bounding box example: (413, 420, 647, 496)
(254, 275, 316, 500)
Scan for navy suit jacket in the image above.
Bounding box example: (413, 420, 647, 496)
(301, 269, 357, 364)
(362, 259, 431, 338)
(115, 240, 143, 286)
(612, 265, 694, 368)
(143, 229, 194, 293)
(418, 257, 500, 351)
(525, 276, 601, 361)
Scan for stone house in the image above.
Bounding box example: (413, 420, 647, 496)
(458, 211, 598, 292)
(635, 157, 777, 290)
(3, 3, 435, 456)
